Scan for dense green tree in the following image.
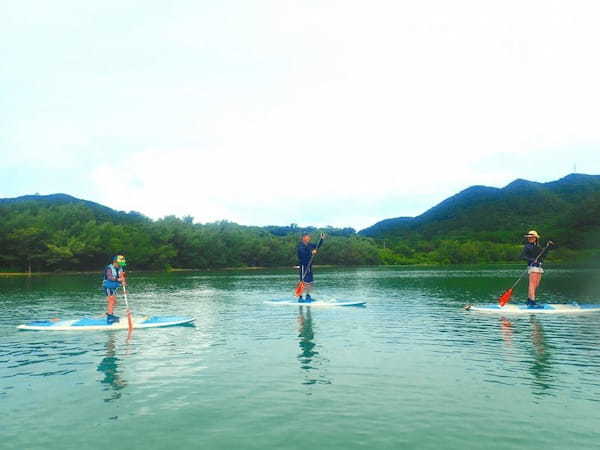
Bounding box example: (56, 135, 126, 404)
(6, 226, 50, 273)
(1, 185, 598, 272)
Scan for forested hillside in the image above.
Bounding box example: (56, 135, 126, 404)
(1, 173, 598, 272)
(0, 195, 379, 272)
(359, 174, 600, 264)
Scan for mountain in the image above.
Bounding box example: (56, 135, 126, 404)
(359, 174, 600, 248)
(2, 177, 599, 272)
(0, 193, 150, 225)
(0, 194, 355, 236)
(0, 192, 375, 272)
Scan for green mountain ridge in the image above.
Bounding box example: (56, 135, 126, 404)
(1, 173, 598, 271)
(359, 173, 600, 249)
(0, 193, 150, 225)
(0, 193, 372, 271)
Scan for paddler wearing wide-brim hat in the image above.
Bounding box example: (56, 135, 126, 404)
(520, 230, 555, 307)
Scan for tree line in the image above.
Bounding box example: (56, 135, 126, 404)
(0, 199, 596, 273)
(0, 201, 380, 272)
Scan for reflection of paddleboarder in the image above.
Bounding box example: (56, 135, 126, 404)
(530, 316, 545, 356)
(498, 316, 553, 395)
(500, 317, 513, 346)
(528, 316, 552, 393)
(96, 334, 127, 401)
(296, 306, 331, 386)
(296, 233, 325, 303)
(298, 306, 316, 359)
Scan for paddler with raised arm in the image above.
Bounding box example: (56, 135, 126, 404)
(297, 232, 325, 303)
(102, 255, 127, 324)
(521, 231, 554, 308)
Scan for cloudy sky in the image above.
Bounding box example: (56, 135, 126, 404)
(2, 1, 599, 229)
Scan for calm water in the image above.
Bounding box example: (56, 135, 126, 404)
(2, 266, 600, 450)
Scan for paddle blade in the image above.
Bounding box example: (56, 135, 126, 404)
(294, 281, 305, 297)
(498, 288, 513, 307)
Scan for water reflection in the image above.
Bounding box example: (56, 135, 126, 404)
(297, 306, 330, 386)
(499, 316, 553, 396)
(96, 334, 127, 402)
(528, 316, 553, 395)
(500, 317, 513, 347)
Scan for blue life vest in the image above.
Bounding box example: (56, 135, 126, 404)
(102, 264, 122, 289)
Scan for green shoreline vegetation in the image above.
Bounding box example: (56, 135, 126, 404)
(1, 177, 599, 273)
(3, 259, 600, 279)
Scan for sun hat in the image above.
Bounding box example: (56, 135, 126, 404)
(524, 230, 540, 239)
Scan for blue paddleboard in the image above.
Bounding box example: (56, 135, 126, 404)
(465, 303, 600, 314)
(18, 315, 195, 331)
(265, 298, 366, 307)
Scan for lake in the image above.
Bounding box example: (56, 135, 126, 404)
(2, 266, 600, 449)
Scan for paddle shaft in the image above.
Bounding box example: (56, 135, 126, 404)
(122, 284, 130, 310)
(121, 275, 133, 332)
(300, 253, 316, 282)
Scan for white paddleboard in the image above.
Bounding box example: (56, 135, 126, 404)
(265, 299, 366, 307)
(465, 303, 600, 315)
(17, 315, 195, 331)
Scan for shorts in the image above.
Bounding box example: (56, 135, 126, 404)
(299, 265, 314, 283)
(103, 280, 121, 296)
(528, 266, 544, 274)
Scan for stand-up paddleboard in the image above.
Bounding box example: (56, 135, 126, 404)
(265, 298, 366, 307)
(465, 303, 600, 315)
(17, 315, 195, 331)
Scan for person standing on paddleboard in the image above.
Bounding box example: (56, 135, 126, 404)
(297, 232, 325, 303)
(521, 231, 554, 307)
(102, 255, 127, 324)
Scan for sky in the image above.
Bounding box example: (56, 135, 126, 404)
(1, 0, 599, 230)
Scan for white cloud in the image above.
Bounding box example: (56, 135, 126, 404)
(3, 1, 600, 228)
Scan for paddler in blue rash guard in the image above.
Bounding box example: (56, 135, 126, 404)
(297, 232, 325, 302)
(102, 255, 127, 324)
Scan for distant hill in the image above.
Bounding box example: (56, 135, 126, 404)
(0, 193, 372, 272)
(359, 174, 600, 249)
(0, 194, 355, 235)
(2, 176, 598, 272)
(0, 193, 150, 225)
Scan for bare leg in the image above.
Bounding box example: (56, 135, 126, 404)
(534, 273, 542, 297)
(528, 272, 542, 300)
(107, 295, 117, 314)
(303, 282, 313, 296)
(528, 273, 535, 300)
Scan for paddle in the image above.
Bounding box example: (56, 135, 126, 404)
(294, 234, 324, 297)
(498, 242, 551, 307)
(122, 281, 133, 333)
(295, 253, 316, 297)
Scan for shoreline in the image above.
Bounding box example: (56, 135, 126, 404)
(0, 265, 334, 277)
(4, 261, 596, 277)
